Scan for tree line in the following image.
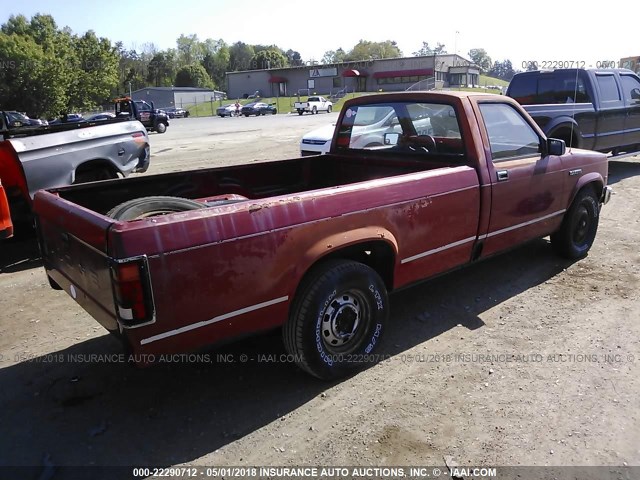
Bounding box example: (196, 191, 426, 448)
(0, 13, 517, 118)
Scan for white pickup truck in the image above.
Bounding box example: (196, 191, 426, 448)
(293, 96, 333, 115)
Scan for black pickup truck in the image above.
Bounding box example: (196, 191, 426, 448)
(507, 68, 640, 157)
(114, 98, 170, 134)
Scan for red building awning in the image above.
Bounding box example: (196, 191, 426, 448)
(268, 76, 288, 83)
(373, 69, 433, 79)
(342, 69, 367, 77)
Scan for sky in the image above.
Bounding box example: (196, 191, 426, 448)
(1, 0, 637, 70)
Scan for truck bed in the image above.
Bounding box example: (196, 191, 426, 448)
(50, 152, 468, 216)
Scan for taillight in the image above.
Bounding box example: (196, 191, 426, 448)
(131, 131, 146, 143)
(110, 257, 154, 327)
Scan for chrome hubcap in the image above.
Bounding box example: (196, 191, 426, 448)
(322, 292, 362, 348)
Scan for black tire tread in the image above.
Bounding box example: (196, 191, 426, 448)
(284, 259, 385, 379)
(551, 186, 599, 259)
(107, 196, 204, 220)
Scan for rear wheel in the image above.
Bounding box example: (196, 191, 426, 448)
(551, 187, 600, 259)
(327, 105, 332, 113)
(283, 260, 389, 380)
(312, 106, 317, 115)
(298, 110, 304, 115)
(107, 196, 204, 221)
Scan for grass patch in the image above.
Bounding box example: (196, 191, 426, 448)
(479, 75, 509, 87)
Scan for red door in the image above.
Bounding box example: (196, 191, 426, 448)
(476, 102, 565, 257)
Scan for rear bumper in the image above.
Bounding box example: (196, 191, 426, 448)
(601, 186, 612, 205)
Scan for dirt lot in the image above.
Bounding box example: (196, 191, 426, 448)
(1, 113, 639, 477)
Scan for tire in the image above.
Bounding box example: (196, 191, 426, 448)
(272, 109, 277, 115)
(327, 105, 332, 113)
(298, 110, 304, 116)
(107, 196, 204, 221)
(283, 259, 389, 380)
(551, 187, 600, 259)
(244, 113, 250, 117)
(312, 106, 317, 115)
(74, 167, 118, 184)
(155, 122, 167, 134)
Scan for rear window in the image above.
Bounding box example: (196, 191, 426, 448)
(335, 102, 465, 156)
(596, 75, 621, 102)
(509, 71, 591, 105)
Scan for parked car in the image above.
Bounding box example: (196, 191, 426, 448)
(49, 113, 85, 125)
(165, 107, 190, 119)
(86, 112, 116, 122)
(300, 124, 336, 156)
(35, 91, 610, 380)
(3, 111, 48, 127)
(241, 102, 277, 116)
(217, 104, 239, 117)
(507, 68, 640, 157)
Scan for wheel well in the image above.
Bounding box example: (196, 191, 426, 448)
(549, 126, 580, 148)
(302, 240, 396, 292)
(75, 160, 119, 176)
(74, 160, 120, 183)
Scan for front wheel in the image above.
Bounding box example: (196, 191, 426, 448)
(327, 105, 332, 113)
(155, 122, 167, 134)
(283, 260, 389, 380)
(551, 187, 600, 259)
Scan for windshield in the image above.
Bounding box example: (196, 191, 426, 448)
(7, 111, 29, 123)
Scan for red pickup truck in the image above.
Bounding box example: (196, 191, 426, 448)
(34, 92, 611, 379)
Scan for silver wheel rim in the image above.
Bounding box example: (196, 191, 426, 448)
(321, 290, 367, 350)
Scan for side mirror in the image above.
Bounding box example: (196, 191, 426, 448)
(384, 132, 400, 145)
(631, 88, 640, 100)
(547, 138, 566, 156)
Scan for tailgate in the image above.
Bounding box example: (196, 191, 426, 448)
(34, 190, 119, 331)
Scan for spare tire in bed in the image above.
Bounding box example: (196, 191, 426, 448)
(107, 196, 205, 221)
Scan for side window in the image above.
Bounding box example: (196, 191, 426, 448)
(596, 75, 621, 102)
(137, 102, 151, 112)
(620, 75, 640, 103)
(479, 103, 541, 161)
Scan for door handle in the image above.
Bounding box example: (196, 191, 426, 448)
(118, 148, 125, 156)
(497, 170, 509, 181)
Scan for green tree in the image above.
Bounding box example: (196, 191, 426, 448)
(0, 32, 68, 117)
(468, 48, 492, 73)
(200, 38, 230, 88)
(413, 42, 447, 56)
(249, 49, 288, 70)
(322, 48, 346, 65)
(176, 33, 203, 66)
(286, 49, 302, 66)
(345, 40, 402, 61)
(147, 50, 177, 87)
(175, 63, 213, 88)
(488, 59, 515, 81)
(229, 41, 255, 71)
(67, 31, 119, 110)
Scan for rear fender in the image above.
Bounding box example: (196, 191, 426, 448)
(295, 227, 399, 288)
